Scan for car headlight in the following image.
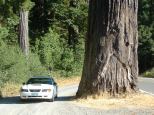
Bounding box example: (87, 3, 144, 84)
(21, 88, 28, 92)
(42, 89, 52, 92)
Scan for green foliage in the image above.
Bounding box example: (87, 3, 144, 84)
(139, 0, 154, 25)
(36, 29, 62, 70)
(138, 0, 154, 73)
(0, 43, 48, 89)
(52, 1, 88, 37)
(52, 1, 87, 76)
(28, 53, 49, 76)
(0, 0, 19, 45)
(34, 28, 83, 77)
(29, 1, 87, 77)
(0, 0, 87, 93)
(138, 25, 154, 72)
(5, 16, 19, 44)
(143, 68, 154, 78)
(0, 26, 8, 40)
(0, 45, 24, 88)
(20, 0, 34, 11)
(139, 25, 154, 55)
(59, 48, 74, 76)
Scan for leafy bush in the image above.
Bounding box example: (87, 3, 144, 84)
(0, 43, 48, 90)
(0, 44, 26, 88)
(0, 26, 8, 39)
(34, 28, 84, 77)
(143, 68, 154, 78)
(138, 0, 154, 73)
(59, 48, 74, 76)
(138, 25, 154, 72)
(35, 29, 62, 70)
(4, 16, 19, 45)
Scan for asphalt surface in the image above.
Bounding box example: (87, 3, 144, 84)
(0, 77, 154, 115)
(138, 77, 154, 94)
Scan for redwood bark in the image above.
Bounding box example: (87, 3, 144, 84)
(19, 10, 29, 56)
(77, 0, 138, 97)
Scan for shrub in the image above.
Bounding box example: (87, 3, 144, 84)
(143, 68, 154, 78)
(36, 29, 62, 71)
(59, 48, 74, 77)
(138, 25, 154, 72)
(0, 43, 48, 91)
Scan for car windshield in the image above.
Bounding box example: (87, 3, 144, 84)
(27, 78, 53, 84)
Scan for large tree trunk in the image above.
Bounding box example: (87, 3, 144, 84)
(77, 0, 138, 97)
(19, 10, 29, 56)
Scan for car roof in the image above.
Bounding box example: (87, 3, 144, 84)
(31, 76, 53, 79)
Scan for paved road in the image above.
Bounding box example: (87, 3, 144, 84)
(138, 77, 154, 94)
(0, 77, 154, 115)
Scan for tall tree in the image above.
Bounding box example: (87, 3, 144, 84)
(19, 10, 29, 55)
(19, 0, 34, 55)
(77, 0, 138, 97)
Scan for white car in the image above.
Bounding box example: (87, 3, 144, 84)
(20, 76, 58, 102)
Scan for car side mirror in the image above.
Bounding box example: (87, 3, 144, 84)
(54, 82, 57, 85)
(23, 82, 26, 85)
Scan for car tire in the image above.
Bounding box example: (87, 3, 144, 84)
(48, 94, 54, 102)
(55, 87, 58, 98)
(55, 91, 58, 98)
(49, 97, 54, 102)
(20, 99, 26, 102)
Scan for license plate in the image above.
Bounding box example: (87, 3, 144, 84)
(31, 93, 38, 96)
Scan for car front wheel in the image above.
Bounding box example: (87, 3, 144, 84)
(20, 98, 26, 102)
(49, 97, 54, 102)
(48, 93, 54, 102)
(55, 91, 58, 98)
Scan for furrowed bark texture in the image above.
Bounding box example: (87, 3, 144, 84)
(77, 0, 138, 97)
(19, 10, 29, 56)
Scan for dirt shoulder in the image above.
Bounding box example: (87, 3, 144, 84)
(54, 76, 80, 87)
(74, 93, 154, 110)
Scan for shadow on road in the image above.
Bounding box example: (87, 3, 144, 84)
(0, 96, 21, 104)
(0, 95, 76, 104)
(56, 96, 76, 101)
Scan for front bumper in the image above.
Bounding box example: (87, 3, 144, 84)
(20, 92, 53, 100)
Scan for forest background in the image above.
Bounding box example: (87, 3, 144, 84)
(0, 0, 153, 93)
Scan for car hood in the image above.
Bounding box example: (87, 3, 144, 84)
(22, 84, 53, 89)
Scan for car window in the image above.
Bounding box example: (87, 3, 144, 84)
(27, 78, 53, 84)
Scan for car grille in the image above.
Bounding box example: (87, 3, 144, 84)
(28, 96, 42, 97)
(29, 89, 41, 92)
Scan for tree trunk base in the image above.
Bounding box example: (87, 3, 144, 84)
(77, 0, 138, 97)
